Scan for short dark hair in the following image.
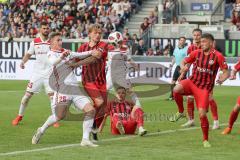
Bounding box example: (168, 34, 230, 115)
(192, 28, 202, 34)
(201, 33, 214, 41)
(49, 32, 61, 40)
(40, 21, 49, 27)
(116, 86, 126, 91)
(179, 36, 186, 40)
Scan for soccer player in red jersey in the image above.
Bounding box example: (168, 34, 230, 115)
(70, 24, 108, 141)
(99, 86, 147, 136)
(180, 29, 220, 130)
(222, 59, 240, 135)
(173, 33, 229, 147)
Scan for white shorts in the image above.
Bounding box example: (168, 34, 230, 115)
(53, 92, 91, 111)
(26, 75, 53, 94)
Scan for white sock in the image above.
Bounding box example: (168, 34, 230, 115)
(131, 93, 141, 107)
(40, 114, 58, 133)
(18, 94, 31, 116)
(213, 120, 219, 125)
(49, 96, 55, 115)
(139, 126, 144, 131)
(82, 116, 94, 140)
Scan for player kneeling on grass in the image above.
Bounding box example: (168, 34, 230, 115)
(222, 59, 240, 135)
(32, 32, 98, 147)
(99, 87, 147, 136)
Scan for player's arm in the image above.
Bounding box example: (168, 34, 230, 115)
(98, 102, 111, 133)
(48, 50, 69, 66)
(216, 69, 229, 84)
(216, 55, 229, 84)
(170, 56, 175, 68)
(68, 51, 92, 60)
(68, 45, 107, 67)
(178, 51, 196, 81)
(98, 113, 108, 133)
(229, 60, 240, 80)
(20, 41, 34, 69)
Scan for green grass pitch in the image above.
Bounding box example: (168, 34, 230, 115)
(0, 80, 240, 160)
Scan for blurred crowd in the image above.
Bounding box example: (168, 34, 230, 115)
(0, 0, 143, 39)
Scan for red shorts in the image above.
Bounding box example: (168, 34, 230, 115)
(180, 79, 209, 110)
(84, 82, 107, 127)
(111, 116, 137, 135)
(83, 82, 107, 102)
(237, 96, 240, 106)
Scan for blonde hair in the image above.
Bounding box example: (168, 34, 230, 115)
(88, 24, 102, 33)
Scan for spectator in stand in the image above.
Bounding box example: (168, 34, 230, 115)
(135, 39, 147, 55)
(149, 11, 158, 25)
(163, 39, 174, 57)
(146, 48, 154, 56)
(153, 39, 163, 56)
(231, 10, 240, 30)
(103, 17, 116, 38)
(233, 0, 240, 12)
(0, 0, 139, 38)
(180, 17, 189, 24)
(139, 17, 151, 35)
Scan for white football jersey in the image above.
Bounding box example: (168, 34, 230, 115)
(47, 49, 78, 86)
(27, 37, 51, 78)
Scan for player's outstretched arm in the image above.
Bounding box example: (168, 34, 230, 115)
(48, 50, 69, 66)
(68, 51, 92, 60)
(68, 56, 98, 67)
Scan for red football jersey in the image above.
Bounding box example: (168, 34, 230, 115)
(77, 41, 108, 85)
(184, 49, 228, 91)
(234, 59, 240, 71)
(106, 100, 134, 121)
(187, 43, 201, 55)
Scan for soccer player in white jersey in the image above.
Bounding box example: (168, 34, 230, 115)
(12, 22, 59, 127)
(99, 32, 146, 134)
(106, 32, 141, 107)
(32, 32, 98, 147)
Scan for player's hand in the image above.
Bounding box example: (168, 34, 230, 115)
(20, 61, 25, 69)
(91, 50, 101, 58)
(216, 73, 224, 85)
(216, 79, 223, 85)
(61, 50, 70, 59)
(229, 70, 237, 80)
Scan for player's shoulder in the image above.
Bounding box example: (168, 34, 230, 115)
(214, 49, 224, 57)
(98, 41, 108, 48)
(33, 37, 42, 44)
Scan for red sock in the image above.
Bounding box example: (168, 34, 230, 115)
(229, 110, 239, 129)
(187, 98, 194, 120)
(200, 116, 209, 141)
(134, 108, 144, 127)
(173, 92, 184, 113)
(209, 99, 218, 120)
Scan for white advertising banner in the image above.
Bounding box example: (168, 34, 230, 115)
(0, 59, 239, 86)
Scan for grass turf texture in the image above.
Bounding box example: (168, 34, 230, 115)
(0, 80, 239, 160)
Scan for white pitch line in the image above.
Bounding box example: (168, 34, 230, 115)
(0, 122, 237, 156)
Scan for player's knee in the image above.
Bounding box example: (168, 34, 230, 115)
(21, 92, 33, 105)
(83, 103, 96, 117)
(173, 84, 183, 94)
(198, 109, 207, 117)
(187, 97, 194, 102)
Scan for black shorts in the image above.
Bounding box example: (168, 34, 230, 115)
(172, 65, 186, 81)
